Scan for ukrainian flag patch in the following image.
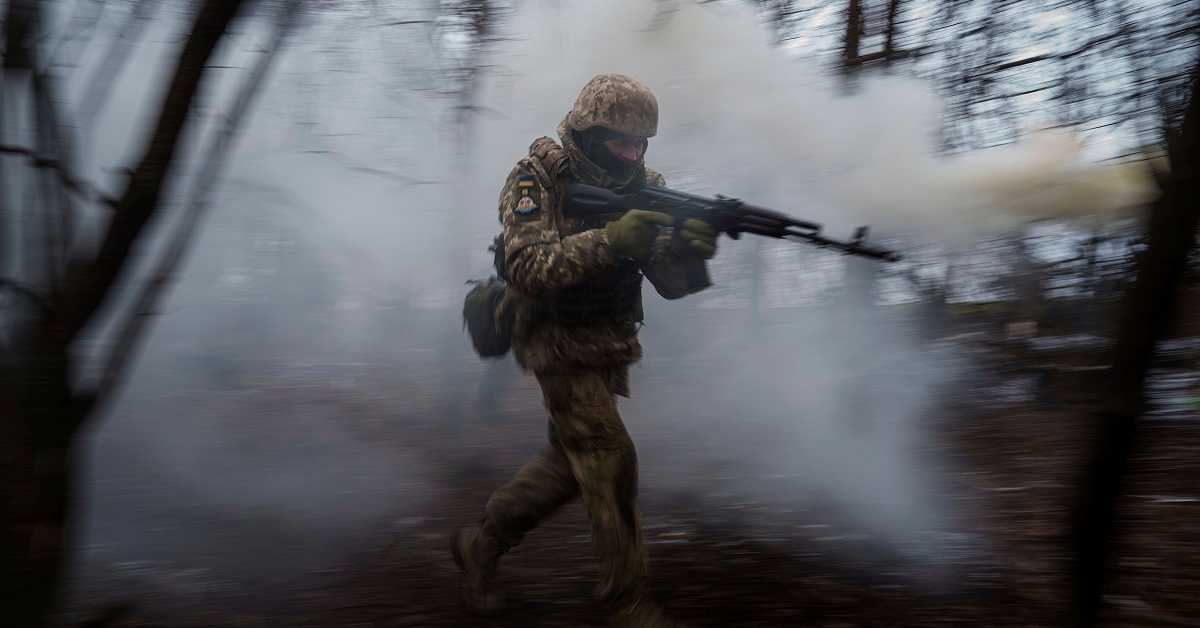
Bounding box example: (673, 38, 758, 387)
(514, 174, 540, 219)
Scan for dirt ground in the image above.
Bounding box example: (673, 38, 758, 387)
(58, 341, 1200, 628)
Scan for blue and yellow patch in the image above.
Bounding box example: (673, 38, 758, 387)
(514, 174, 540, 220)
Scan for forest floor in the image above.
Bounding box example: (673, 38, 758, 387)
(59, 337, 1200, 628)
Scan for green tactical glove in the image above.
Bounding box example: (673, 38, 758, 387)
(604, 209, 674, 259)
(676, 218, 718, 259)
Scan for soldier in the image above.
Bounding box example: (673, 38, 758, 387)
(451, 73, 718, 626)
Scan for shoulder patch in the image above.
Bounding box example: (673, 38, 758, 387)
(513, 173, 541, 220)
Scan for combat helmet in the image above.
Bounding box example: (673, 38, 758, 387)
(567, 73, 658, 138)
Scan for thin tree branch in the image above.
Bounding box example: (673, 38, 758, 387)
(372, 19, 432, 27)
(971, 30, 1126, 79)
(883, 0, 901, 66)
(844, 47, 918, 66)
(3, 0, 69, 295)
(46, 0, 249, 350)
(300, 149, 442, 185)
(78, 0, 163, 133)
(0, 145, 119, 208)
(45, 0, 108, 74)
(1069, 62, 1200, 627)
(35, 79, 65, 294)
(90, 0, 305, 411)
(842, 0, 863, 71)
(0, 277, 53, 314)
(971, 82, 1059, 104)
(32, 66, 81, 295)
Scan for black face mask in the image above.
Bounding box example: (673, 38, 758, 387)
(573, 128, 643, 179)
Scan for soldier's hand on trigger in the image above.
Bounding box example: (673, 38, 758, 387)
(604, 209, 673, 260)
(677, 218, 717, 259)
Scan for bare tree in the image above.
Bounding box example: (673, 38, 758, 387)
(78, 0, 164, 131)
(100, 0, 304, 414)
(1, 1, 249, 624)
(1069, 63, 1200, 627)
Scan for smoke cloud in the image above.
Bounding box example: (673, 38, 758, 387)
(68, 0, 1159, 606)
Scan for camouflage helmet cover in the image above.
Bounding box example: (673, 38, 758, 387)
(567, 73, 659, 138)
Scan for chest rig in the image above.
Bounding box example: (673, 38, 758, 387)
(516, 137, 644, 325)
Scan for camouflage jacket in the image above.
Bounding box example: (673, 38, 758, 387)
(497, 117, 709, 379)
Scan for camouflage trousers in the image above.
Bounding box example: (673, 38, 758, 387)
(477, 366, 647, 604)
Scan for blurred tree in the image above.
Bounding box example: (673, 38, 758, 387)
(0, 1, 286, 624)
(78, 0, 164, 132)
(801, 2, 1200, 623)
(1070, 64, 1199, 627)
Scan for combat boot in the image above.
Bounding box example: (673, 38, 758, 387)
(450, 523, 505, 613)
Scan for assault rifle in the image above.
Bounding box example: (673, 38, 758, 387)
(563, 182, 901, 262)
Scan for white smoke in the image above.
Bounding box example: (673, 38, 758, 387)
(457, 0, 1158, 566)
(471, 0, 1159, 242)
(69, 0, 1163, 601)
(463, 0, 975, 562)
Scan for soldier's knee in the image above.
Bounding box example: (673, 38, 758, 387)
(582, 435, 639, 490)
(566, 422, 635, 456)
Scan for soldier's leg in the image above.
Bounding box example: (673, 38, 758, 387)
(536, 369, 648, 607)
(481, 441, 578, 548)
(454, 428, 578, 610)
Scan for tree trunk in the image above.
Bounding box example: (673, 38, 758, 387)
(1, 2, 246, 625)
(1068, 66, 1200, 627)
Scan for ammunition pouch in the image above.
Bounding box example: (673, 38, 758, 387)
(544, 260, 644, 324)
(463, 277, 513, 358)
(485, 232, 642, 328)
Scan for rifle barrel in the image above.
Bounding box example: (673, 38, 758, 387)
(563, 182, 901, 262)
